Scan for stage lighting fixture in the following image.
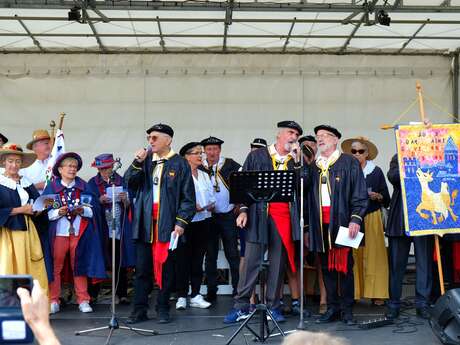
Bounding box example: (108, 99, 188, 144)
(68, 6, 82, 22)
(376, 10, 391, 26)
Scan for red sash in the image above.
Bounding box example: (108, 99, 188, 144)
(268, 202, 296, 273)
(151, 203, 170, 289)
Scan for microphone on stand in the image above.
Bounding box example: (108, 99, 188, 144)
(112, 158, 122, 172)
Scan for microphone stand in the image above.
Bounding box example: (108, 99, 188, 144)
(76, 162, 158, 344)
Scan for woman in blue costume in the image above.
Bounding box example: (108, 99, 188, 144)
(88, 153, 134, 304)
(43, 152, 106, 314)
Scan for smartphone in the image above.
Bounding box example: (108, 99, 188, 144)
(0, 275, 34, 344)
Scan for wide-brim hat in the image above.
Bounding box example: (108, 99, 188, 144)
(91, 153, 115, 169)
(53, 152, 82, 178)
(26, 129, 51, 150)
(0, 143, 37, 168)
(341, 136, 379, 160)
(314, 125, 342, 139)
(0, 133, 8, 145)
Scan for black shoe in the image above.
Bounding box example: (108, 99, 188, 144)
(316, 309, 339, 324)
(341, 314, 357, 326)
(158, 311, 170, 324)
(126, 312, 149, 324)
(206, 291, 217, 303)
(291, 303, 311, 318)
(385, 308, 400, 320)
(416, 306, 431, 320)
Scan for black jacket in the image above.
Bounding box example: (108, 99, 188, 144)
(385, 154, 405, 237)
(240, 147, 302, 243)
(124, 152, 196, 243)
(305, 153, 368, 252)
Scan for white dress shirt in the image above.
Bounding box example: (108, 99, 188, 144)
(203, 157, 234, 214)
(20, 157, 50, 194)
(316, 149, 341, 207)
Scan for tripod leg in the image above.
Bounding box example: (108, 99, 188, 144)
(266, 309, 285, 337)
(75, 326, 110, 335)
(104, 327, 115, 345)
(226, 311, 261, 345)
(119, 326, 158, 334)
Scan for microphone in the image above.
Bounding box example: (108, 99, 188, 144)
(113, 158, 122, 172)
(301, 145, 314, 159)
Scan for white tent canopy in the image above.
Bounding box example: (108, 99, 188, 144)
(0, 0, 459, 54)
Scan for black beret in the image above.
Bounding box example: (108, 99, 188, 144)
(0, 133, 7, 145)
(146, 123, 174, 138)
(299, 135, 317, 145)
(250, 138, 267, 148)
(201, 136, 224, 147)
(179, 142, 201, 157)
(277, 120, 303, 135)
(314, 125, 342, 139)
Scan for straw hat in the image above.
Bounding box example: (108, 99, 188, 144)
(341, 136, 378, 160)
(0, 143, 37, 168)
(26, 129, 51, 150)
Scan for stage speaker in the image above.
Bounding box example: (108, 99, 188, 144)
(430, 289, 460, 345)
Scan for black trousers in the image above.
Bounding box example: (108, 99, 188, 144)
(319, 248, 355, 314)
(205, 212, 240, 294)
(317, 224, 354, 314)
(132, 240, 175, 314)
(175, 218, 211, 298)
(388, 235, 433, 310)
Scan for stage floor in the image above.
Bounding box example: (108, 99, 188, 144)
(50, 294, 441, 345)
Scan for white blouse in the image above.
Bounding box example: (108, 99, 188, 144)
(0, 174, 33, 206)
(192, 170, 216, 222)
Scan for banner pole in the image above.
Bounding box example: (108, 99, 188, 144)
(416, 81, 445, 295)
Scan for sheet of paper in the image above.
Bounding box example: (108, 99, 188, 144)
(334, 226, 364, 249)
(106, 186, 123, 200)
(32, 194, 58, 212)
(169, 232, 179, 251)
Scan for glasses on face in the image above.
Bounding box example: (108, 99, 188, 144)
(315, 133, 335, 140)
(188, 151, 203, 156)
(351, 149, 366, 155)
(62, 164, 78, 169)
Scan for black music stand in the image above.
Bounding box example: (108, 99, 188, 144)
(226, 170, 296, 345)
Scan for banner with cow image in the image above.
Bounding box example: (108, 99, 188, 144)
(396, 123, 460, 236)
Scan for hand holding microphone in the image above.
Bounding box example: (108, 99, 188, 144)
(290, 142, 301, 163)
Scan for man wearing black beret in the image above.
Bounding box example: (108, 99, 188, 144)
(304, 124, 368, 325)
(224, 120, 303, 323)
(124, 123, 196, 324)
(200, 136, 242, 302)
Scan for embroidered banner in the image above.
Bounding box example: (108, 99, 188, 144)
(396, 123, 460, 236)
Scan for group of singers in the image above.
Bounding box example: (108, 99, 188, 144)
(0, 120, 442, 326)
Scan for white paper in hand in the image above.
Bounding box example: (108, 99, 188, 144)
(32, 194, 58, 212)
(169, 232, 179, 250)
(334, 226, 363, 249)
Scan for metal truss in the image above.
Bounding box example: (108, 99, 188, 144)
(0, 0, 459, 54)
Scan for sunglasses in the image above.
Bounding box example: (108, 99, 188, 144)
(351, 149, 366, 155)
